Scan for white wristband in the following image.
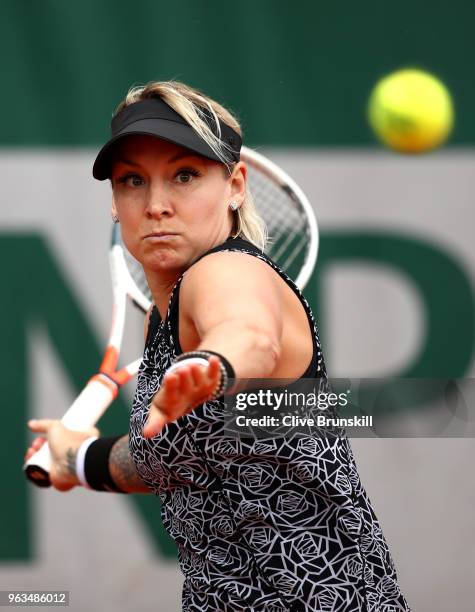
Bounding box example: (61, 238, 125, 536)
(167, 357, 209, 374)
(76, 436, 99, 488)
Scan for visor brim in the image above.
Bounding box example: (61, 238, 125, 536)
(92, 118, 224, 180)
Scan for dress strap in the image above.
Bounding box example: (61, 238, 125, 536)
(144, 304, 162, 347)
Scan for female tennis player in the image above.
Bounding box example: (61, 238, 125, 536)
(26, 81, 410, 611)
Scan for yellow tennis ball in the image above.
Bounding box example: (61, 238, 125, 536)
(367, 69, 454, 153)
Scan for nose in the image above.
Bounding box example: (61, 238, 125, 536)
(145, 183, 173, 219)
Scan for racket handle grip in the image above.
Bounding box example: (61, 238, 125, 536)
(24, 378, 117, 488)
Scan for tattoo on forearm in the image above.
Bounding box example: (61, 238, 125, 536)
(66, 447, 77, 476)
(109, 436, 149, 492)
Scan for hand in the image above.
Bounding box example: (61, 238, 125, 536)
(143, 356, 221, 438)
(26, 420, 99, 491)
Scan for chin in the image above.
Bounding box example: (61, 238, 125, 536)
(143, 249, 186, 273)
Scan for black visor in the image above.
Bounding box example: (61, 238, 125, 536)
(93, 98, 242, 180)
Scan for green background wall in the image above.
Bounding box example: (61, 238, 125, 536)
(1, 0, 475, 146)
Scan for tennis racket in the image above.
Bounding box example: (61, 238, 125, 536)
(24, 145, 319, 486)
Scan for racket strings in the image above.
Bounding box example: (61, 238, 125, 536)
(246, 165, 310, 278)
(123, 250, 152, 302)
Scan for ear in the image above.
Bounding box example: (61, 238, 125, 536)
(111, 194, 118, 219)
(228, 161, 247, 208)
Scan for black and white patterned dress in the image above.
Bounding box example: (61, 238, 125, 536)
(129, 236, 411, 612)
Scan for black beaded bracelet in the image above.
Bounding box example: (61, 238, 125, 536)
(173, 350, 236, 398)
(83, 436, 127, 493)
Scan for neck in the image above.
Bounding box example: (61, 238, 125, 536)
(144, 269, 182, 320)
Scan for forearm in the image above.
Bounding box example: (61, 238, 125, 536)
(108, 435, 151, 493)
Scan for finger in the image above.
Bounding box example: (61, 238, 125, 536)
(162, 371, 180, 390)
(175, 366, 195, 396)
(185, 361, 214, 388)
(161, 372, 184, 408)
(24, 447, 37, 462)
(188, 360, 221, 401)
(143, 408, 167, 438)
(205, 357, 221, 385)
(24, 437, 45, 461)
(159, 374, 180, 406)
(30, 436, 46, 450)
(32, 437, 46, 451)
(28, 419, 56, 434)
(189, 363, 204, 387)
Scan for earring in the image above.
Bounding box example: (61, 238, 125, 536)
(111, 213, 119, 223)
(229, 201, 239, 211)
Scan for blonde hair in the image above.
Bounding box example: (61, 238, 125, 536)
(115, 81, 267, 250)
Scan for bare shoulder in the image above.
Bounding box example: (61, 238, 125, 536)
(182, 250, 278, 293)
(179, 250, 283, 339)
(179, 250, 283, 332)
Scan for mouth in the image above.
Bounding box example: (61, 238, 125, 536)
(143, 232, 178, 240)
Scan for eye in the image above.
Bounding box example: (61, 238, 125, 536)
(174, 168, 200, 184)
(116, 173, 145, 187)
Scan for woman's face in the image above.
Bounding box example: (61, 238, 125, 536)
(110, 134, 245, 277)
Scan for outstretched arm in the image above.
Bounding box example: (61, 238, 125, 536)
(143, 251, 284, 438)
